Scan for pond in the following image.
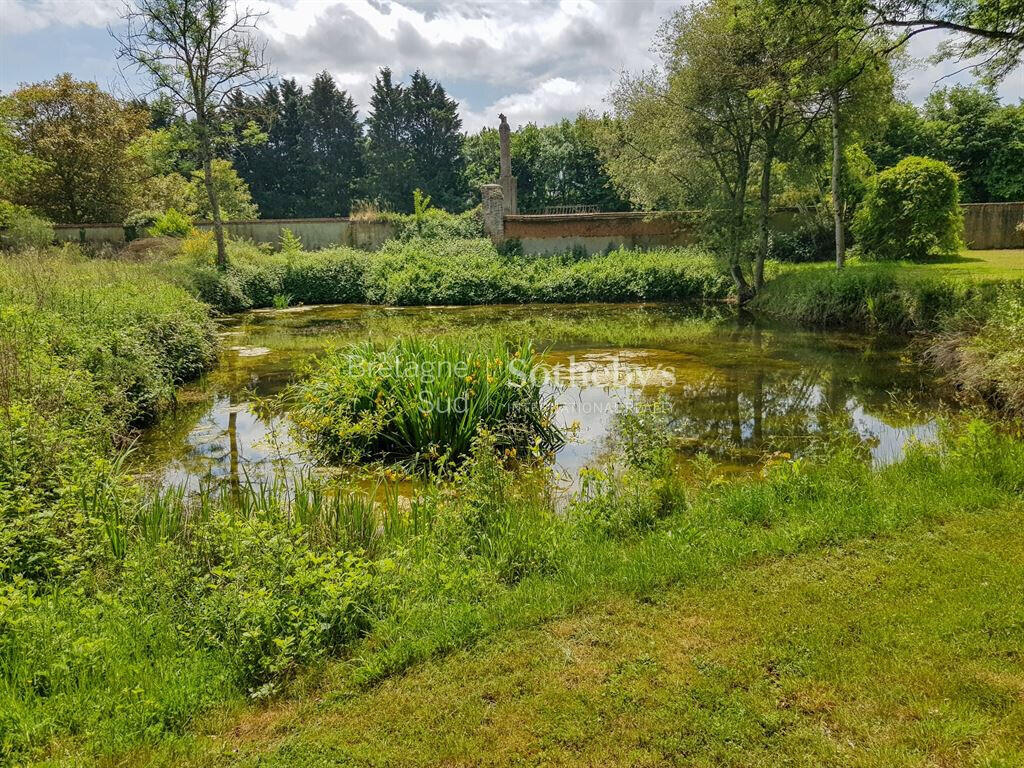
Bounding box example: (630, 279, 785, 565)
(135, 303, 948, 491)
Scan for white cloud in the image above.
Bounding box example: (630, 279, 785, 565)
(462, 76, 600, 132)
(253, 0, 666, 127)
(2, 0, 1018, 130)
(1, 0, 122, 35)
(901, 29, 1023, 104)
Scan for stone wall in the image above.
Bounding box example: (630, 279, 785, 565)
(503, 210, 800, 255)
(49, 202, 1024, 252)
(962, 202, 1024, 250)
(53, 217, 396, 250)
(503, 204, 1024, 255)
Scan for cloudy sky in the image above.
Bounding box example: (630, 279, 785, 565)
(1, 0, 1021, 132)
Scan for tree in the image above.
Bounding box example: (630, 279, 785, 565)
(364, 68, 413, 211)
(463, 116, 630, 213)
(0, 97, 46, 204)
(304, 71, 363, 217)
(405, 70, 467, 211)
(606, 1, 794, 297)
(363, 68, 468, 213)
(5, 74, 148, 223)
(852, 155, 963, 259)
(189, 159, 258, 220)
(115, 0, 271, 268)
(864, 87, 1024, 202)
(765, 0, 896, 269)
(865, 0, 1024, 82)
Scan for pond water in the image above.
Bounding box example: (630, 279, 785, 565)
(135, 303, 948, 491)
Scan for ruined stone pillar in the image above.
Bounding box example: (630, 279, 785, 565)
(498, 113, 518, 215)
(480, 184, 505, 243)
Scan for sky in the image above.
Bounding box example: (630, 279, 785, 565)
(1, 0, 1021, 133)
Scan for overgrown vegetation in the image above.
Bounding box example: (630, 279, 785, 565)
(852, 156, 964, 261)
(291, 337, 565, 469)
(172, 237, 730, 313)
(0, 239, 1022, 763)
(0, 252, 217, 583)
(928, 287, 1024, 417)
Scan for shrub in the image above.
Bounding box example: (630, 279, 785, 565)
(167, 238, 728, 312)
(928, 286, 1024, 417)
(123, 209, 161, 241)
(852, 156, 963, 261)
(291, 336, 565, 469)
(767, 225, 834, 263)
(0, 201, 53, 250)
(149, 207, 194, 238)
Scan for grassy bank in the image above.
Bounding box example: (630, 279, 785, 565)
(164, 236, 730, 313)
(750, 256, 1024, 416)
(150, 495, 1024, 768)
(0, 252, 217, 583)
(4, 411, 1024, 764)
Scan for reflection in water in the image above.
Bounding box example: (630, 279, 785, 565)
(134, 303, 949, 490)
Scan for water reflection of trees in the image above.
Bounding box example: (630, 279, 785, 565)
(632, 320, 945, 463)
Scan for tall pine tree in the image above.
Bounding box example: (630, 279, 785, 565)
(364, 67, 414, 211)
(305, 71, 363, 216)
(406, 70, 467, 211)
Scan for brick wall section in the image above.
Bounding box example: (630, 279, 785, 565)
(503, 211, 693, 240)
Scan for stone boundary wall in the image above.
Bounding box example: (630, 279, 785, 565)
(50, 202, 1024, 252)
(962, 203, 1024, 250)
(503, 210, 801, 255)
(53, 217, 396, 251)
(504, 204, 1024, 255)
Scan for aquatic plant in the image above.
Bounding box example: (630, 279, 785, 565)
(291, 336, 566, 469)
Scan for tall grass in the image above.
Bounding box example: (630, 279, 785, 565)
(291, 336, 565, 469)
(748, 263, 999, 332)
(927, 287, 1024, 416)
(170, 237, 730, 313)
(0, 251, 217, 582)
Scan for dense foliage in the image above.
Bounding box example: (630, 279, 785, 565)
(0, 253, 217, 583)
(292, 338, 565, 468)
(865, 87, 1024, 202)
(852, 156, 964, 261)
(174, 238, 731, 313)
(3, 75, 149, 223)
(463, 116, 631, 213)
(929, 287, 1024, 417)
(228, 73, 364, 218)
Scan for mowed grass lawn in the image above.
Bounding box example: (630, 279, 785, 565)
(906, 249, 1024, 280)
(139, 501, 1024, 768)
(781, 248, 1024, 281)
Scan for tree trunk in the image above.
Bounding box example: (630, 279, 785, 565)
(830, 42, 846, 270)
(732, 164, 752, 302)
(756, 127, 777, 292)
(199, 127, 228, 269)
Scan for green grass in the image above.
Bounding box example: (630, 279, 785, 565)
(7, 416, 1022, 765)
(903, 248, 1024, 279)
(154, 499, 1024, 768)
(4, 246, 1024, 765)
